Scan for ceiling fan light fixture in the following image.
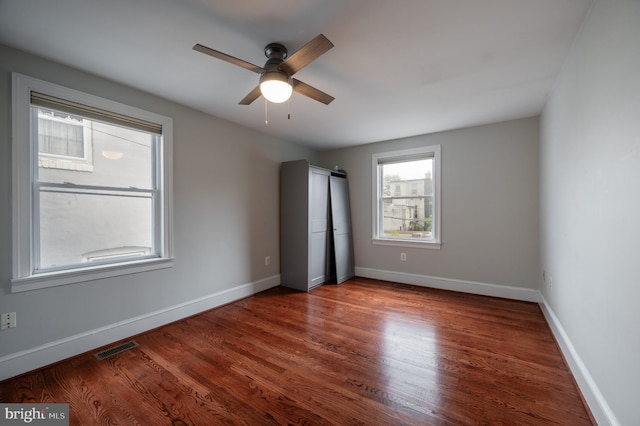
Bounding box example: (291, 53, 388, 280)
(259, 71, 292, 103)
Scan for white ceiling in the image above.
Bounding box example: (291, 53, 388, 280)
(0, 0, 591, 150)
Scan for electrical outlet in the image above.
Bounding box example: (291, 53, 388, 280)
(265, 256, 271, 266)
(542, 270, 546, 282)
(549, 275, 553, 289)
(400, 253, 407, 261)
(1, 312, 17, 330)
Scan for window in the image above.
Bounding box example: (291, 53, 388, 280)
(372, 145, 441, 249)
(37, 109, 94, 171)
(12, 73, 173, 292)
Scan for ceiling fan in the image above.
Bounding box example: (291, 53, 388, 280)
(193, 34, 335, 106)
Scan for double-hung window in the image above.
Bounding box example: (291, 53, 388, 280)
(12, 73, 173, 292)
(372, 145, 441, 249)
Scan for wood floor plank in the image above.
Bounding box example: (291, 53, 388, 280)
(1, 278, 593, 425)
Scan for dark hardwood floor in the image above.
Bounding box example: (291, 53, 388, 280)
(1, 277, 593, 425)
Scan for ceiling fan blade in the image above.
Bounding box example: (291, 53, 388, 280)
(279, 34, 334, 76)
(193, 44, 265, 74)
(292, 79, 334, 105)
(239, 86, 262, 105)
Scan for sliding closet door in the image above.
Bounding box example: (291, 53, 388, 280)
(329, 175, 355, 284)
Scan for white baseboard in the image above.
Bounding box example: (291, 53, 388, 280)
(355, 267, 539, 302)
(538, 293, 619, 426)
(0, 275, 280, 381)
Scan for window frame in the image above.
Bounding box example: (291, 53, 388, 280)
(372, 145, 442, 249)
(11, 73, 174, 293)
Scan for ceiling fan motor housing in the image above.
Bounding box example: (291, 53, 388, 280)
(261, 43, 290, 87)
(264, 43, 288, 60)
(260, 69, 290, 86)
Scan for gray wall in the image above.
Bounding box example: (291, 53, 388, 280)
(540, 0, 640, 424)
(0, 44, 315, 362)
(4, 5, 634, 418)
(318, 117, 540, 290)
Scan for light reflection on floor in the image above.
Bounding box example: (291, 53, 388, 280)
(382, 314, 442, 412)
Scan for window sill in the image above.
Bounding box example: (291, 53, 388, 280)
(372, 238, 441, 250)
(11, 257, 174, 293)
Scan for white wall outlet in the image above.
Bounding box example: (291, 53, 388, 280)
(1, 312, 17, 330)
(549, 275, 553, 289)
(542, 270, 546, 282)
(400, 253, 407, 261)
(265, 256, 271, 266)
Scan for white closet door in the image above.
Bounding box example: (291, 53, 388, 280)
(330, 175, 354, 284)
(309, 169, 330, 287)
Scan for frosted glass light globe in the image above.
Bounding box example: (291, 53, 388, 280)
(259, 73, 292, 103)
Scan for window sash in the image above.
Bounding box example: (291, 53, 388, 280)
(31, 99, 162, 272)
(33, 183, 159, 274)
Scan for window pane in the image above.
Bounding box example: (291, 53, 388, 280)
(37, 189, 153, 270)
(381, 158, 434, 240)
(35, 106, 154, 189)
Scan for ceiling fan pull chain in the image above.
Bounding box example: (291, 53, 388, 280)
(288, 76, 292, 120)
(264, 98, 269, 126)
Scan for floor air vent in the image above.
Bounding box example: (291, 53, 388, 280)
(394, 283, 414, 290)
(94, 340, 139, 360)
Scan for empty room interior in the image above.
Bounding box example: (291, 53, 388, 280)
(0, 0, 638, 424)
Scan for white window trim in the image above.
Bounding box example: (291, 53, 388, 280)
(11, 73, 174, 293)
(372, 145, 442, 250)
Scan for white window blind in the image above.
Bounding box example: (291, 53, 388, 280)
(31, 91, 163, 135)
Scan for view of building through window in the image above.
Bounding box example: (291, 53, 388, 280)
(35, 106, 157, 271)
(38, 110, 85, 158)
(380, 158, 434, 240)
